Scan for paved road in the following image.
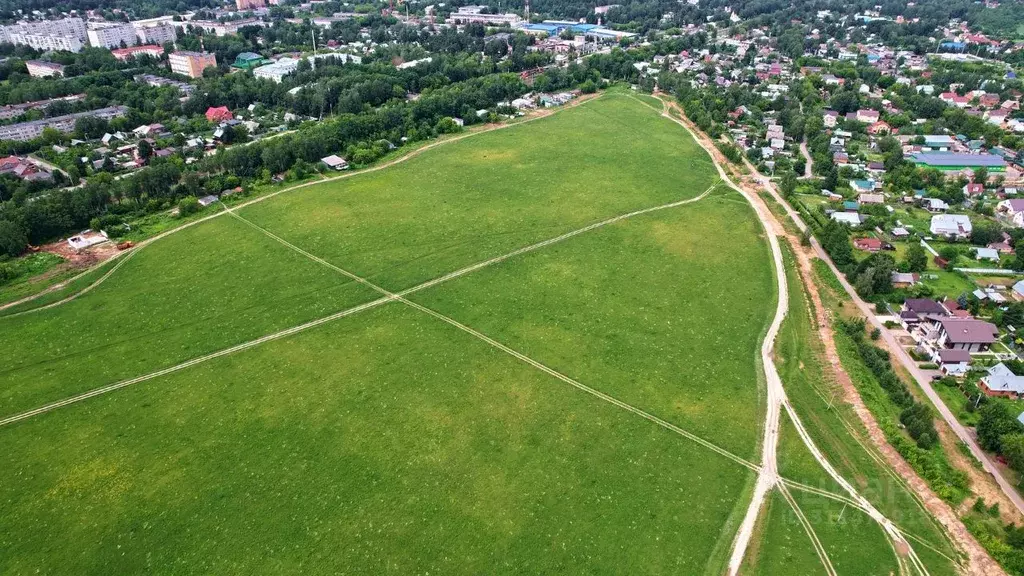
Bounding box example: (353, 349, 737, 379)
(747, 160, 1024, 517)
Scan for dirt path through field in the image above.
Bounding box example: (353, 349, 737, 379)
(653, 91, 1005, 574)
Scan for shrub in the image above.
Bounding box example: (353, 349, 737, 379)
(0, 261, 14, 285)
(177, 196, 201, 217)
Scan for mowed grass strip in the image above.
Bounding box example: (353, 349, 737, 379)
(237, 93, 719, 292)
(0, 215, 379, 416)
(408, 189, 773, 458)
(0, 303, 754, 575)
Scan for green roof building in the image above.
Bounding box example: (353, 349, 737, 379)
(232, 51, 270, 70)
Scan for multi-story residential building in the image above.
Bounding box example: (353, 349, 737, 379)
(0, 94, 85, 121)
(0, 17, 87, 52)
(0, 106, 127, 141)
(237, 0, 267, 10)
(134, 74, 195, 96)
(12, 33, 83, 52)
(25, 60, 65, 78)
(134, 22, 176, 45)
(87, 22, 139, 49)
(178, 18, 268, 37)
(168, 51, 217, 79)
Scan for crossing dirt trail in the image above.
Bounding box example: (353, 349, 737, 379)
(654, 94, 1005, 574)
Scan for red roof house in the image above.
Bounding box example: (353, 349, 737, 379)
(854, 237, 883, 251)
(205, 106, 233, 123)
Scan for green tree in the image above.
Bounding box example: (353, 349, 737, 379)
(904, 243, 928, 273)
(0, 220, 27, 257)
(779, 171, 797, 197)
(974, 166, 989, 185)
(1002, 433, 1024, 477)
(177, 195, 200, 217)
(978, 402, 1023, 453)
(137, 139, 153, 161)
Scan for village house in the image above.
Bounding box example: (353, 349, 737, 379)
(890, 272, 919, 288)
(899, 298, 950, 329)
(936, 348, 971, 377)
(997, 198, 1024, 227)
(980, 363, 1024, 398)
(830, 212, 863, 226)
(964, 182, 984, 196)
(935, 318, 999, 353)
(854, 237, 883, 251)
(929, 214, 972, 238)
(321, 154, 349, 170)
(855, 109, 880, 123)
(205, 106, 233, 123)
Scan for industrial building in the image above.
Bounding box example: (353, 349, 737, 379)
(909, 152, 1006, 172)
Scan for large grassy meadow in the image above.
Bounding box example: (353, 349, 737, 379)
(0, 92, 915, 574)
(0, 304, 757, 574)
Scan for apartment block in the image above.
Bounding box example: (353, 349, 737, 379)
(134, 22, 176, 45)
(87, 22, 138, 49)
(0, 17, 87, 52)
(169, 51, 217, 79)
(0, 106, 127, 141)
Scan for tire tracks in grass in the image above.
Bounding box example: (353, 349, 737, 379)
(641, 93, 930, 576)
(0, 94, 604, 318)
(0, 180, 715, 427)
(222, 195, 781, 476)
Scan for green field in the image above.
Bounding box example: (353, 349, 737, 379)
(0, 93, 793, 573)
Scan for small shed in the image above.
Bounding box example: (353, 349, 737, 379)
(321, 155, 349, 170)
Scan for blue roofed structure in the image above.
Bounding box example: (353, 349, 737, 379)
(909, 152, 1006, 171)
(522, 23, 562, 34)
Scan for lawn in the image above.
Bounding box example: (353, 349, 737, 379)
(741, 491, 824, 576)
(410, 186, 774, 458)
(0, 89, 963, 574)
(0, 251, 68, 305)
(0, 214, 381, 416)
(236, 93, 719, 292)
